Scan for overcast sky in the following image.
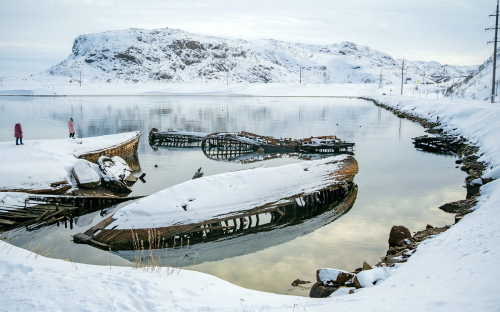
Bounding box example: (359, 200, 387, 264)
(0, 0, 495, 77)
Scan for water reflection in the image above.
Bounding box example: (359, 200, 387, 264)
(0, 96, 464, 296)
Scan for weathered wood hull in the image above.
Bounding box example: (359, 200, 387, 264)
(83, 156, 359, 250)
(78, 132, 141, 163)
(87, 183, 357, 260)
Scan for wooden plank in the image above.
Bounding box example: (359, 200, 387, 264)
(0, 218, 17, 225)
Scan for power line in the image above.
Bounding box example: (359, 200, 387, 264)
(446, 30, 490, 64)
(441, 17, 491, 64)
(439, 3, 491, 49)
(456, 43, 490, 66)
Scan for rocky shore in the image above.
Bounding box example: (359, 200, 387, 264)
(305, 97, 493, 298)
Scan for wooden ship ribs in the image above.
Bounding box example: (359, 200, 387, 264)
(149, 129, 208, 148)
(201, 131, 355, 161)
(412, 135, 461, 155)
(0, 195, 143, 231)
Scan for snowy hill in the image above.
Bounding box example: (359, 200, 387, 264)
(446, 50, 499, 101)
(25, 28, 477, 85)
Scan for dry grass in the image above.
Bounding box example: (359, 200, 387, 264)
(131, 228, 190, 275)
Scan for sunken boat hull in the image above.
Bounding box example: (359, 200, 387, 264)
(82, 155, 359, 252)
(98, 183, 357, 265)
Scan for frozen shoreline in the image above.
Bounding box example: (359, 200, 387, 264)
(1, 85, 500, 310)
(0, 132, 140, 192)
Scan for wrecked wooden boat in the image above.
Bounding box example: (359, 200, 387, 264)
(201, 131, 355, 161)
(412, 135, 457, 155)
(0, 193, 143, 231)
(85, 183, 357, 266)
(98, 156, 137, 193)
(149, 129, 209, 148)
(76, 155, 358, 251)
(78, 131, 141, 163)
(299, 136, 355, 153)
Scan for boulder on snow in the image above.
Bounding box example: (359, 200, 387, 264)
(362, 261, 373, 271)
(72, 159, 100, 189)
(309, 282, 337, 298)
(317, 268, 355, 286)
(389, 225, 412, 247)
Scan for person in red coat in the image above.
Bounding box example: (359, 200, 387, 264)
(14, 123, 23, 145)
(68, 118, 75, 138)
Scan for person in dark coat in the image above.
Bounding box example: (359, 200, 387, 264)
(68, 118, 75, 138)
(14, 123, 23, 145)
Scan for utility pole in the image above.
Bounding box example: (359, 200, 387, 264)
(487, 0, 500, 103)
(401, 58, 405, 95)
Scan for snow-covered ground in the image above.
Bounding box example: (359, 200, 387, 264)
(0, 131, 140, 191)
(1, 87, 500, 310)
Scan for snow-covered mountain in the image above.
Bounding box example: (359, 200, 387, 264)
(39, 28, 477, 85)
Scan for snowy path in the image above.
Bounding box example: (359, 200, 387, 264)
(1, 91, 500, 310)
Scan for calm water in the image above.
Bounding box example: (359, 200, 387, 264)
(0, 96, 464, 296)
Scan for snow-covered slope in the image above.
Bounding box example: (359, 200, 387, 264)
(16, 28, 477, 86)
(446, 50, 499, 101)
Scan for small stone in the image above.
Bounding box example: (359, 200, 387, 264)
(155, 165, 158, 168)
(349, 289, 355, 294)
(426, 224, 434, 230)
(291, 279, 311, 287)
(362, 261, 372, 271)
(389, 225, 412, 247)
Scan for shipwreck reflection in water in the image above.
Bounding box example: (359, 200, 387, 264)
(97, 183, 358, 266)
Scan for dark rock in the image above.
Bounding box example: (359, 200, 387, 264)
(349, 289, 355, 294)
(455, 159, 463, 164)
(482, 177, 493, 185)
(309, 282, 337, 298)
(291, 279, 311, 287)
(389, 225, 412, 247)
(353, 268, 363, 273)
(439, 198, 477, 214)
(426, 224, 434, 230)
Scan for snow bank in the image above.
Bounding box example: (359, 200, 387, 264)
(0, 132, 139, 191)
(108, 155, 355, 230)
